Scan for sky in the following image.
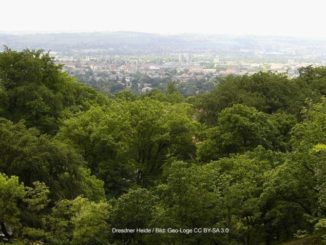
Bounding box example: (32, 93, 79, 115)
(1, 0, 326, 37)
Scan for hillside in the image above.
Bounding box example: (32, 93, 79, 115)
(0, 49, 326, 244)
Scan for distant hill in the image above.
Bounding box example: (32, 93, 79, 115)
(1, 32, 326, 59)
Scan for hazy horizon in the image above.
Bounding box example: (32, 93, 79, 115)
(2, 31, 326, 42)
(2, 0, 326, 38)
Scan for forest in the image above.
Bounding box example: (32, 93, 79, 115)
(0, 48, 326, 245)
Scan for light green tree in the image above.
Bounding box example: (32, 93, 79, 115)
(0, 173, 25, 241)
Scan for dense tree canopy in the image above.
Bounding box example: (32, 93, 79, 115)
(58, 98, 198, 194)
(1, 49, 326, 244)
(0, 48, 108, 134)
(196, 71, 321, 125)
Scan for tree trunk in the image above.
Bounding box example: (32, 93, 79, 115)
(0, 222, 11, 241)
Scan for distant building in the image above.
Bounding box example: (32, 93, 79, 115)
(141, 86, 153, 93)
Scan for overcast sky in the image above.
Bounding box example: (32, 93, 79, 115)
(1, 0, 326, 37)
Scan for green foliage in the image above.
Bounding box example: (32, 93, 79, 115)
(315, 218, 326, 241)
(110, 188, 157, 244)
(269, 112, 297, 151)
(21, 182, 50, 242)
(24, 181, 50, 212)
(197, 71, 317, 125)
(58, 102, 135, 196)
(2, 49, 326, 244)
(0, 118, 103, 200)
(0, 48, 108, 134)
(111, 188, 156, 228)
(149, 157, 269, 244)
(198, 104, 278, 161)
(0, 173, 25, 240)
(59, 98, 198, 193)
(46, 197, 110, 245)
(70, 197, 110, 245)
(258, 99, 326, 243)
(0, 84, 8, 117)
(78, 167, 106, 201)
(155, 161, 220, 229)
(291, 98, 326, 151)
(128, 99, 198, 185)
(298, 66, 326, 96)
